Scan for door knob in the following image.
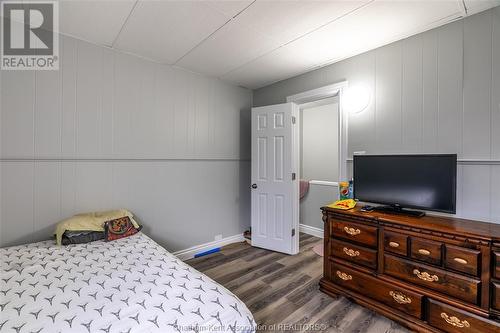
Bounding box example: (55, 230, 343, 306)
(250, 184, 257, 189)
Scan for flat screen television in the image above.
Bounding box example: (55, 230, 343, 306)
(353, 154, 457, 216)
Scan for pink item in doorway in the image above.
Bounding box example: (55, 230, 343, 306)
(312, 243, 323, 257)
(299, 180, 310, 200)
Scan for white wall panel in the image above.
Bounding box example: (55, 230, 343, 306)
(172, 68, 193, 158)
(492, 7, 500, 159)
(0, 162, 2, 245)
(492, 166, 500, 221)
(35, 71, 62, 158)
(402, 36, 423, 153)
(33, 162, 61, 242)
(437, 21, 463, 155)
(455, 164, 464, 217)
(77, 42, 104, 157)
(463, 11, 492, 159)
(0, 35, 252, 249)
(0, 69, 2, 242)
(375, 42, 402, 153)
(254, 8, 500, 225)
(1, 72, 34, 158)
(61, 36, 78, 157)
(111, 162, 163, 224)
(302, 104, 339, 181)
(461, 165, 491, 221)
(126, 59, 157, 158)
(0, 162, 34, 247)
(101, 48, 115, 157)
(193, 76, 212, 158)
(347, 52, 376, 156)
(113, 52, 141, 157)
(300, 184, 338, 229)
(74, 162, 113, 213)
(110, 160, 248, 251)
(422, 30, 439, 153)
(60, 162, 76, 218)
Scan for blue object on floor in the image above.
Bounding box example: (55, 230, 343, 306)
(194, 247, 221, 258)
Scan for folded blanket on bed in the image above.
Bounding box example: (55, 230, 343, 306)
(54, 209, 140, 245)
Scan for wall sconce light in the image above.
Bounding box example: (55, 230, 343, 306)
(343, 84, 371, 114)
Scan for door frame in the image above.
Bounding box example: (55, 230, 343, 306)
(286, 81, 349, 184)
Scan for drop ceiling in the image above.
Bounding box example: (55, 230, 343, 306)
(55, 0, 500, 89)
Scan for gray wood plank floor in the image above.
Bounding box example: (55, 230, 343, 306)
(187, 233, 410, 333)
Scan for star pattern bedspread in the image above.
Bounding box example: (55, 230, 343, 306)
(0, 233, 255, 333)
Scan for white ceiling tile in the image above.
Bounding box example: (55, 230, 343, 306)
(224, 0, 462, 88)
(204, 0, 253, 18)
(59, 0, 136, 46)
(177, 0, 369, 78)
(464, 0, 500, 15)
(234, 0, 370, 45)
(113, 1, 230, 64)
(176, 18, 278, 77)
(222, 44, 316, 89)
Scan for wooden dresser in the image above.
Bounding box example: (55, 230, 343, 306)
(320, 206, 500, 333)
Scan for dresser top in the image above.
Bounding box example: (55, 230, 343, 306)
(322, 206, 500, 243)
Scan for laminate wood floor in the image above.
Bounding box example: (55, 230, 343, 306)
(187, 233, 410, 333)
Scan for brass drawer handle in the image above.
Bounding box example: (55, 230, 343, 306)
(418, 249, 431, 256)
(413, 269, 439, 282)
(389, 290, 412, 304)
(440, 312, 470, 328)
(344, 226, 361, 236)
(389, 241, 400, 248)
(343, 247, 360, 257)
(336, 270, 352, 281)
(453, 257, 468, 265)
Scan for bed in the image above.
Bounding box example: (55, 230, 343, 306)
(0, 233, 255, 333)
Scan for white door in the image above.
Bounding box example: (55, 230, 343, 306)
(251, 103, 299, 255)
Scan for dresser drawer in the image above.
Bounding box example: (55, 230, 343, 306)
(331, 262, 423, 319)
(330, 239, 377, 270)
(384, 231, 408, 256)
(410, 237, 442, 266)
(493, 282, 500, 311)
(427, 299, 500, 333)
(494, 251, 500, 279)
(384, 254, 480, 304)
(331, 219, 378, 248)
(444, 245, 480, 277)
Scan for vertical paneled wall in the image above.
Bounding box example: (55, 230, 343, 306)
(254, 7, 500, 224)
(0, 35, 252, 249)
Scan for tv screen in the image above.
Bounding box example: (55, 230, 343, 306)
(353, 154, 457, 214)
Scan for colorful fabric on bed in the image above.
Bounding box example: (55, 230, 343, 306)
(0, 233, 255, 333)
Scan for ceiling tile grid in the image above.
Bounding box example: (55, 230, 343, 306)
(22, 0, 500, 88)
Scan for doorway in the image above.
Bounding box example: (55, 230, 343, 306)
(250, 82, 347, 255)
(299, 97, 340, 234)
(287, 82, 348, 238)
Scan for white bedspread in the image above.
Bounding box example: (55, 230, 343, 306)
(0, 233, 255, 333)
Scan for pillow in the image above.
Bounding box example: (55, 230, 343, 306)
(61, 230, 105, 245)
(104, 216, 142, 241)
(55, 209, 140, 245)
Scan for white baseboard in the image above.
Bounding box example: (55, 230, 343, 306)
(299, 224, 324, 238)
(173, 234, 245, 261)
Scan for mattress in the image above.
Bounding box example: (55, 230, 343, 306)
(0, 233, 255, 333)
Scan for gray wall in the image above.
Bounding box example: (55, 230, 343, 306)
(255, 8, 500, 225)
(301, 103, 339, 182)
(0, 35, 252, 250)
(300, 184, 338, 230)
